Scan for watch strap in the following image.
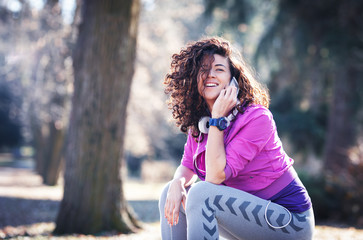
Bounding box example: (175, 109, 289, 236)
(209, 118, 219, 127)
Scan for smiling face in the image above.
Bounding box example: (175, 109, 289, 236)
(198, 54, 232, 110)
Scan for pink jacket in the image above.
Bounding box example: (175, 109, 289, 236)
(181, 105, 295, 199)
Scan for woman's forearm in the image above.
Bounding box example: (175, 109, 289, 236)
(204, 85, 236, 184)
(205, 126, 226, 184)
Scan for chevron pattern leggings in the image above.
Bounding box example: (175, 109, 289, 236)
(159, 181, 314, 240)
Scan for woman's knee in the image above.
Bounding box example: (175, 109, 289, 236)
(186, 181, 215, 211)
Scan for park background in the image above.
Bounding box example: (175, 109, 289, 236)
(0, 0, 362, 239)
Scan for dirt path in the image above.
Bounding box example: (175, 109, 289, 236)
(0, 161, 362, 239)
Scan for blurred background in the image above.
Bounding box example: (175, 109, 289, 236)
(0, 0, 362, 237)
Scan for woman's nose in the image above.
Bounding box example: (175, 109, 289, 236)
(208, 69, 216, 78)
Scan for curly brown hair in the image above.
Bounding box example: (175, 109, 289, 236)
(164, 37, 270, 138)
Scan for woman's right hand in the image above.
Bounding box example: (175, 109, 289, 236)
(164, 178, 187, 226)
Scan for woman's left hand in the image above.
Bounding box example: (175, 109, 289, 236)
(212, 85, 238, 118)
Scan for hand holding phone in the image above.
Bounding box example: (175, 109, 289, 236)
(211, 77, 239, 118)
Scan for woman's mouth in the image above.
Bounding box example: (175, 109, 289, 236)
(205, 83, 219, 87)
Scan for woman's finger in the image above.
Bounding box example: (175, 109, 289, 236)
(220, 89, 226, 96)
(181, 192, 186, 210)
(172, 206, 180, 225)
(165, 200, 174, 225)
(225, 85, 236, 97)
(164, 201, 170, 223)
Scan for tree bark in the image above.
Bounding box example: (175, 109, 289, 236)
(54, 0, 141, 235)
(324, 64, 359, 177)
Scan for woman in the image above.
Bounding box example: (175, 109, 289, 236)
(159, 37, 314, 240)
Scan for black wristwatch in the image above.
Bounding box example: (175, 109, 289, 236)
(209, 117, 230, 131)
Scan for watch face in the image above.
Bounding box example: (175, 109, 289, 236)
(218, 118, 229, 130)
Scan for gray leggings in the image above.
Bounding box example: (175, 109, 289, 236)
(159, 181, 314, 240)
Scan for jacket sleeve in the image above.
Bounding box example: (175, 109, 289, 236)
(180, 133, 195, 171)
(224, 108, 275, 180)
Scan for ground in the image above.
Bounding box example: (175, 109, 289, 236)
(0, 157, 362, 240)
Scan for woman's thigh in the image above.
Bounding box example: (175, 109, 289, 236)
(186, 181, 314, 240)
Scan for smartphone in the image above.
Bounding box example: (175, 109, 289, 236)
(229, 77, 239, 100)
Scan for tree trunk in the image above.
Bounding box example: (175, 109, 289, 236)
(323, 64, 359, 179)
(42, 121, 65, 185)
(33, 121, 64, 186)
(54, 0, 141, 235)
(30, 0, 67, 186)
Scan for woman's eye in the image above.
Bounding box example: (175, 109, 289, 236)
(216, 68, 224, 72)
